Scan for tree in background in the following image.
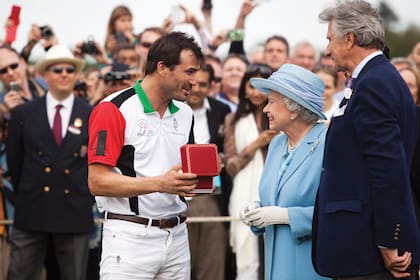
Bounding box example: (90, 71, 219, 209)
(379, 1, 420, 57)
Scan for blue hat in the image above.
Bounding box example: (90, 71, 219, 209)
(250, 64, 326, 120)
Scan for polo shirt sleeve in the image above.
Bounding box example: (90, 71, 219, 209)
(88, 101, 126, 167)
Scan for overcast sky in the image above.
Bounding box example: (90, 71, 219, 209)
(2, 0, 419, 59)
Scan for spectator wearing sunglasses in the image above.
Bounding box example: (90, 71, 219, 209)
(6, 45, 93, 280)
(0, 46, 47, 120)
(135, 27, 166, 78)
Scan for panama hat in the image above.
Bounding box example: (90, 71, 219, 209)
(36, 44, 84, 74)
(250, 64, 326, 120)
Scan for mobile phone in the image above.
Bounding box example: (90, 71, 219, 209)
(227, 29, 244, 42)
(6, 5, 21, 44)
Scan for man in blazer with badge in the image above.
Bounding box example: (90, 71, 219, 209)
(6, 45, 93, 280)
(312, 1, 420, 279)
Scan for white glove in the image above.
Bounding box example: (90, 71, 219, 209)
(245, 206, 289, 228)
(239, 201, 261, 226)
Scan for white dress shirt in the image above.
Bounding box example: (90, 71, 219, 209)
(46, 92, 74, 139)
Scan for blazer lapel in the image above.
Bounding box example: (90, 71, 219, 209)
(63, 99, 83, 144)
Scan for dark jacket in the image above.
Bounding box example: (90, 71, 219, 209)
(7, 95, 93, 233)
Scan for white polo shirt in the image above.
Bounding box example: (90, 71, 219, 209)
(88, 81, 193, 218)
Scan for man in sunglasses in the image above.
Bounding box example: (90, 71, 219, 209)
(135, 27, 166, 78)
(6, 44, 93, 280)
(0, 46, 47, 120)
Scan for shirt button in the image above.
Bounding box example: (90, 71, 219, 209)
(64, 169, 70, 175)
(44, 167, 51, 173)
(43, 186, 50, 192)
(64, 189, 70, 194)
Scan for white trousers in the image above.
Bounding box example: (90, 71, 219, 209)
(100, 219, 190, 280)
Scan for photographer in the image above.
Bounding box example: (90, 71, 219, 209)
(88, 62, 132, 106)
(20, 24, 57, 62)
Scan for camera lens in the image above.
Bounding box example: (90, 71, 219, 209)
(40, 25, 53, 39)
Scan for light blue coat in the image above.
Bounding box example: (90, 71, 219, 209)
(251, 123, 330, 280)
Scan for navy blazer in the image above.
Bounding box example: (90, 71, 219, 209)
(7, 96, 93, 233)
(206, 97, 232, 216)
(312, 55, 420, 277)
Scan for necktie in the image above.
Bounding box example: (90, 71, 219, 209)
(52, 104, 63, 145)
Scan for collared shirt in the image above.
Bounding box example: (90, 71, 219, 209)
(88, 81, 193, 218)
(192, 98, 211, 144)
(216, 92, 238, 112)
(352, 50, 383, 79)
(46, 92, 74, 139)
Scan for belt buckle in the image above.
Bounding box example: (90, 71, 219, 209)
(159, 218, 172, 229)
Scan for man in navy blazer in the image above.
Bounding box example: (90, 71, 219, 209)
(312, 1, 420, 279)
(6, 45, 93, 280)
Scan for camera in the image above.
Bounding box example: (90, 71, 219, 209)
(113, 32, 129, 44)
(81, 40, 99, 55)
(39, 25, 53, 39)
(104, 71, 131, 83)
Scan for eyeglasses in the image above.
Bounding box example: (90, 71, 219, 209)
(140, 42, 153, 48)
(50, 66, 76, 74)
(0, 63, 19, 75)
(246, 63, 273, 76)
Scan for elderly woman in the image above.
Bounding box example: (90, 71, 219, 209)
(240, 64, 330, 280)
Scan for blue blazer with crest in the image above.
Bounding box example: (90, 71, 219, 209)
(312, 54, 420, 277)
(7, 95, 93, 233)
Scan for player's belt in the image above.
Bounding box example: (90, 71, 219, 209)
(106, 212, 186, 228)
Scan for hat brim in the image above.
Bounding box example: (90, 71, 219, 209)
(251, 77, 327, 120)
(36, 58, 85, 74)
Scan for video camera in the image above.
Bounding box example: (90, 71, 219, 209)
(104, 71, 131, 83)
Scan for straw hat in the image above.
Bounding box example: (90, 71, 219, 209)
(250, 64, 326, 120)
(36, 44, 84, 74)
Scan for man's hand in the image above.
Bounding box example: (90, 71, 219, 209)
(4, 90, 24, 111)
(379, 247, 412, 278)
(159, 165, 198, 197)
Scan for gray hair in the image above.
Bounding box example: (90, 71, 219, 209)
(282, 96, 319, 124)
(319, 0, 385, 50)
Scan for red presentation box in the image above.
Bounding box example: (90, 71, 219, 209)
(180, 144, 220, 194)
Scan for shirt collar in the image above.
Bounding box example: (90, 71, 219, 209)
(133, 80, 179, 114)
(352, 50, 383, 79)
(46, 91, 74, 110)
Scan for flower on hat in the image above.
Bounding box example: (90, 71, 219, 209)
(343, 87, 353, 99)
